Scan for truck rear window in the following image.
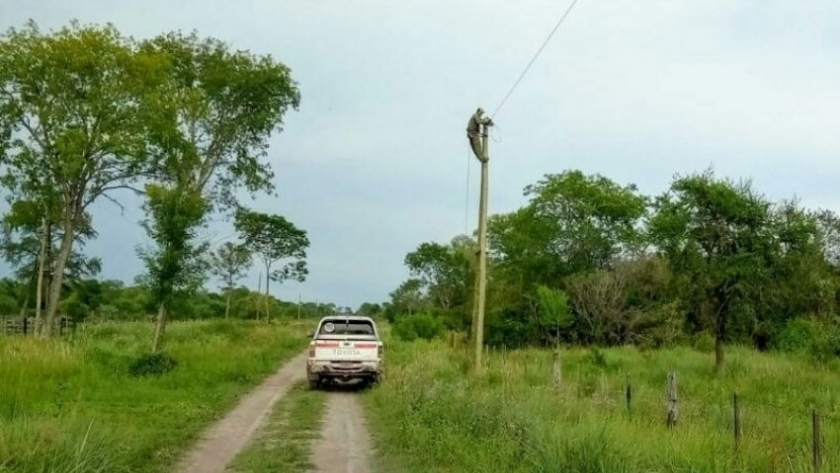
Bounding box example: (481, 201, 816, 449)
(319, 319, 375, 336)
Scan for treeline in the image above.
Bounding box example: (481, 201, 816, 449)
(0, 277, 344, 322)
(0, 21, 310, 348)
(389, 169, 840, 368)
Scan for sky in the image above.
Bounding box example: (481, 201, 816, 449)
(1, 1, 840, 309)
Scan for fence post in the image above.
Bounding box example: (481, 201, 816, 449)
(626, 374, 632, 419)
(666, 371, 678, 428)
(552, 351, 562, 391)
(813, 410, 821, 472)
(733, 393, 741, 450)
(23, 317, 28, 336)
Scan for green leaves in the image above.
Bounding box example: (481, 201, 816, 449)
(404, 238, 472, 310)
(137, 183, 210, 305)
(138, 30, 300, 210)
(210, 242, 253, 292)
(234, 209, 309, 283)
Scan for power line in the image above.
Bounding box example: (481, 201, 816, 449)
(491, 0, 582, 118)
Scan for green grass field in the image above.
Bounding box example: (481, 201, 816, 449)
(365, 337, 840, 473)
(0, 320, 309, 473)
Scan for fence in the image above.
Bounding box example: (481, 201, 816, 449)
(0, 316, 74, 336)
(457, 341, 840, 473)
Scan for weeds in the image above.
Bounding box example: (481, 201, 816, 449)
(0, 320, 308, 473)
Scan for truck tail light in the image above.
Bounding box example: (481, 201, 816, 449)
(377, 344, 383, 357)
(308, 342, 316, 357)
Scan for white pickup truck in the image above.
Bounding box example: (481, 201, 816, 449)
(306, 315, 383, 389)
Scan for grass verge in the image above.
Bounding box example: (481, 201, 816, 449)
(364, 338, 840, 473)
(0, 319, 309, 473)
(227, 381, 326, 473)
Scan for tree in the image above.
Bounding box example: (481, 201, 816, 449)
(387, 278, 425, 320)
(136, 29, 300, 349)
(356, 302, 383, 317)
(404, 238, 471, 311)
(649, 170, 775, 371)
(1, 198, 101, 331)
(535, 284, 571, 346)
(520, 170, 648, 275)
(209, 242, 252, 318)
(234, 209, 309, 321)
(139, 184, 210, 352)
(0, 21, 157, 336)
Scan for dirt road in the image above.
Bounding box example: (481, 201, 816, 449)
(175, 352, 307, 473)
(310, 391, 374, 473)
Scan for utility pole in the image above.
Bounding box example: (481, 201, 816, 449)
(470, 112, 491, 373)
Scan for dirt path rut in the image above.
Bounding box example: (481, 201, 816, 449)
(175, 352, 307, 473)
(310, 391, 373, 473)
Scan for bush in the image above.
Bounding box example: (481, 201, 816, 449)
(774, 317, 840, 362)
(692, 332, 716, 353)
(129, 352, 178, 377)
(393, 313, 445, 342)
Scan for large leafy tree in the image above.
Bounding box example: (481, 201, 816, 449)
(404, 237, 472, 311)
(0, 21, 158, 336)
(649, 170, 777, 371)
(209, 242, 252, 319)
(486, 171, 648, 346)
(136, 30, 300, 348)
(0, 199, 100, 331)
(234, 209, 309, 321)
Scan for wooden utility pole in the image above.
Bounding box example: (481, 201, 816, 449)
(473, 121, 490, 373)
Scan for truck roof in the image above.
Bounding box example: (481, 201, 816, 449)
(319, 315, 375, 322)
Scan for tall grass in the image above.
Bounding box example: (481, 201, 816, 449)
(365, 338, 840, 473)
(0, 319, 309, 473)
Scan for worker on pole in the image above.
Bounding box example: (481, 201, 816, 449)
(466, 107, 493, 162)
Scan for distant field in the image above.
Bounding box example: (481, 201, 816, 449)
(365, 338, 840, 473)
(0, 320, 309, 473)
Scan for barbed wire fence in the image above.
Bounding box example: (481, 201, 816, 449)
(451, 342, 840, 472)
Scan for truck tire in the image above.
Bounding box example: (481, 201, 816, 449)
(308, 378, 320, 391)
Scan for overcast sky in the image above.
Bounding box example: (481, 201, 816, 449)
(1, 1, 839, 309)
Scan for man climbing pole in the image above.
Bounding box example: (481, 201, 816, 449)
(466, 107, 493, 162)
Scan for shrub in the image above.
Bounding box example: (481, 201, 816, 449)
(774, 317, 840, 362)
(393, 313, 445, 342)
(129, 352, 178, 377)
(692, 332, 716, 353)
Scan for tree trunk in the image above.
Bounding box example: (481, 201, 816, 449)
(152, 302, 167, 353)
(34, 218, 49, 336)
(255, 272, 262, 321)
(264, 265, 271, 323)
(42, 220, 73, 338)
(225, 291, 231, 319)
(714, 333, 725, 373)
(18, 283, 31, 318)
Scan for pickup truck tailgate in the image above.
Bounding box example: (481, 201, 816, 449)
(313, 339, 380, 361)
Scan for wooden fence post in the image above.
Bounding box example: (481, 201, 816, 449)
(813, 410, 821, 472)
(666, 371, 678, 428)
(625, 374, 632, 419)
(552, 351, 562, 391)
(733, 393, 741, 450)
(23, 317, 28, 336)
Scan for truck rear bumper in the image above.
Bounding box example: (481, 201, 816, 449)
(307, 359, 381, 381)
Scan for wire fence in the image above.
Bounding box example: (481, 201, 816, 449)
(442, 339, 840, 472)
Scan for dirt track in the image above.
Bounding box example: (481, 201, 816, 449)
(175, 352, 307, 473)
(310, 391, 373, 473)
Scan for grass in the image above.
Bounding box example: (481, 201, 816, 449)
(365, 337, 840, 473)
(227, 381, 326, 473)
(0, 319, 310, 473)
